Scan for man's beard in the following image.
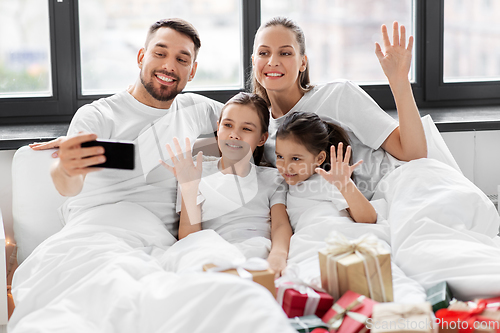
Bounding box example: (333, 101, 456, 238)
(141, 70, 182, 102)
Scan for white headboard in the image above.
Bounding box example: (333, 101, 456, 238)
(12, 146, 67, 263)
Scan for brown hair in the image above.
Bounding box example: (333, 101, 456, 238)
(276, 112, 350, 171)
(219, 92, 270, 165)
(250, 17, 314, 106)
(145, 18, 201, 61)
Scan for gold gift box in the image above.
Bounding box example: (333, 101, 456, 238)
(319, 245, 393, 302)
(371, 302, 434, 333)
(203, 263, 276, 298)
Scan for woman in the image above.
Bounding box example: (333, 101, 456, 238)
(251, 17, 426, 198)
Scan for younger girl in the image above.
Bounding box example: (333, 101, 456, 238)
(275, 111, 377, 230)
(161, 92, 292, 277)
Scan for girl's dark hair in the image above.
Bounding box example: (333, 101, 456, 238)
(276, 112, 350, 171)
(219, 92, 270, 165)
(250, 17, 314, 106)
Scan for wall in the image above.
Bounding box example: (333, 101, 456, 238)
(0, 131, 499, 243)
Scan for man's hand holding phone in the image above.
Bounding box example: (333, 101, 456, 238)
(56, 133, 106, 177)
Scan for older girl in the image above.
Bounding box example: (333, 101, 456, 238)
(161, 92, 292, 277)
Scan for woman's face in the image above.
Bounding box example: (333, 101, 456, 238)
(252, 25, 307, 95)
(275, 137, 326, 186)
(217, 104, 268, 163)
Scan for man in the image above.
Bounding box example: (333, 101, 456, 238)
(31, 18, 222, 238)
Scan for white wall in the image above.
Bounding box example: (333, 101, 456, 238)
(1, 131, 499, 243)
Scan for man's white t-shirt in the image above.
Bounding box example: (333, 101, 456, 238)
(60, 90, 223, 238)
(264, 80, 400, 199)
(176, 158, 287, 243)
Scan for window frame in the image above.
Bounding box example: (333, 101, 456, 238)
(2, 0, 500, 125)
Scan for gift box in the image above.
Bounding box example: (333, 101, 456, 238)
(426, 282, 453, 313)
(280, 286, 334, 318)
(319, 232, 393, 302)
(288, 315, 329, 333)
(203, 258, 276, 297)
(370, 302, 434, 333)
(322, 290, 378, 333)
(436, 299, 500, 333)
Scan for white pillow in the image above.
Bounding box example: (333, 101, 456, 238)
(12, 146, 66, 263)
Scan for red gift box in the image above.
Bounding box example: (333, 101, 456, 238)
(437, 299, 500, 333)
(322, 290, 378, 333)
(282, 288, 334, 318)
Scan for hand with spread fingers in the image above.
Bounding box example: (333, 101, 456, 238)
(315, 143, 362, 192)
(375, 21, 413, 84)
(160, 137, 203, 192)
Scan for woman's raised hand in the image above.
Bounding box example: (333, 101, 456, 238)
(375, 21, 413, 83)
(160, 137, 203, 190)
(315, 143, 362, 191)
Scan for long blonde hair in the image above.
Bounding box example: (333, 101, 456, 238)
(250, 17, 314, 106)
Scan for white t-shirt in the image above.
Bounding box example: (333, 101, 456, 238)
(60, 90, 223, 238)
(176, 158, 287, 243)
(286, 173, 350, 231)
(264, 80, 400, 199)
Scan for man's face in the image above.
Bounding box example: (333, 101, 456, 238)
(138, 27, 197, 103)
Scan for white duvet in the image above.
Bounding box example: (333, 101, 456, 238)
(9, 158, 500, 332)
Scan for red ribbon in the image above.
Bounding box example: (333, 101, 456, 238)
(436, 300, 500, 333)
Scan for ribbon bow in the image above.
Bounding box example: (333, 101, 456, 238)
(276, 264, 326, 316)
(375, 305, 430, 320)
(327, 295, 368, 331)
(325, 232, 379, 257)
(436, 300, 500, 333)
(207, 257, 269, 280)
(323, 232, 387, 301)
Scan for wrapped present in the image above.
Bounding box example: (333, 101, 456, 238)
(319, 232, 393, 302)
(436, 299, 500, 333)
(370, 302, 434, 333)
(473, 297, 500, 312)
(280, 286, 334, 318)
(288, 315, 329, 333)
(322, 290, 378, 333)
(426, 282, 454, 313)
(203, 257, 276, 297)
(276, 264, 334, 318)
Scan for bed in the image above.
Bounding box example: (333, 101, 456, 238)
(7, 115, 500, 332)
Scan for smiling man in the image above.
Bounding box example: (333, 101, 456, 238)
(31, 18, 223, 238)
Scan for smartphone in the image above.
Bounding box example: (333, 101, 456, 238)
(81, 139, 135, 170)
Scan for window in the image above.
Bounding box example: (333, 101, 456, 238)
(261, 0, 415, 85)
(78, 0, 242, 95)
(2, 0, 500, 125)
(0, 0, 52, 98)
(444, 0, 500, 82)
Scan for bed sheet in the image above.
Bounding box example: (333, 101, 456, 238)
(9, 202, 295, 333)
(373, 158, 500, 300)
(10, 158, 500, 332)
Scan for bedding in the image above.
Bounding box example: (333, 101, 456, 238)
(9, 115, 500, 331)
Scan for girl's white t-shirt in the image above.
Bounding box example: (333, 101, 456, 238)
(264, 80, 400, 199)
(286, 173, 350, 231)
(176, 158, 287, 243)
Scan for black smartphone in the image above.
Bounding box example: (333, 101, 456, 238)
(81, 139, 135, 170)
